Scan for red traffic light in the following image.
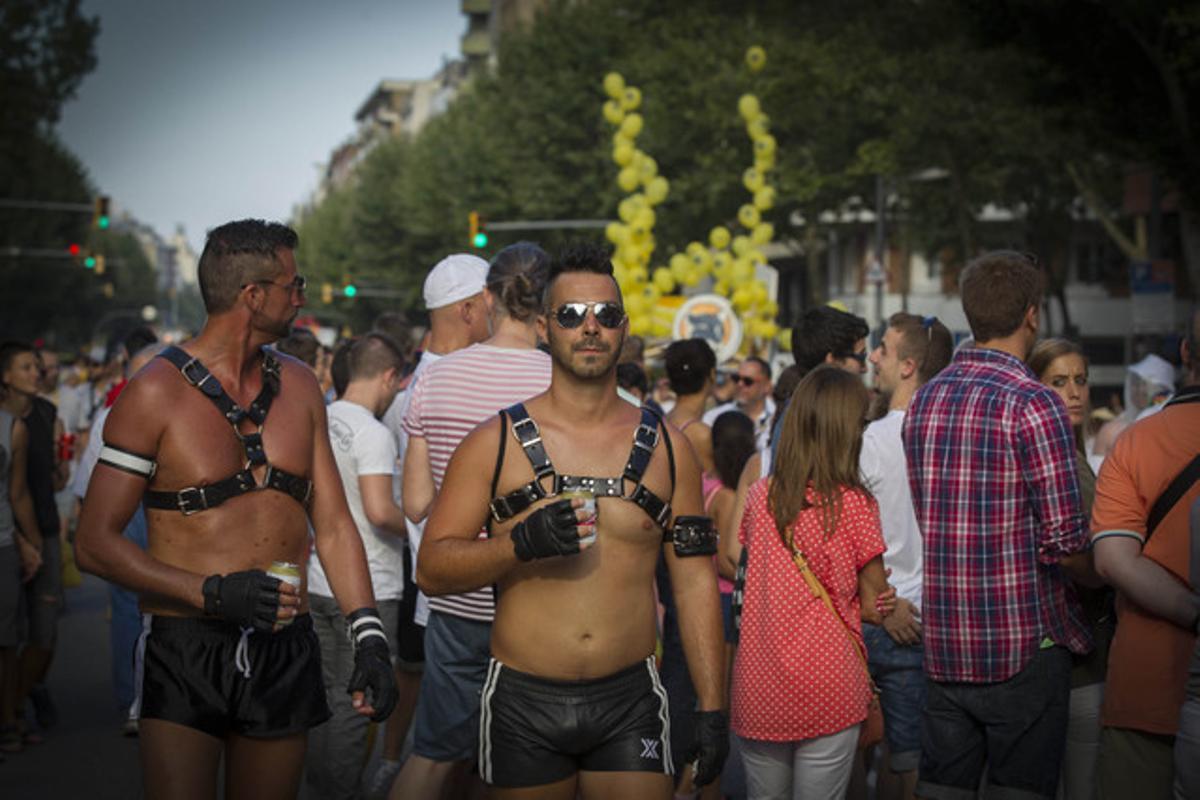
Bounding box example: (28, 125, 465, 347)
(68, 243, 81, 256)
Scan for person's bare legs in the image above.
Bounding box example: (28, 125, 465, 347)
(225, 730, 308, 800)
(382, 667, 420, 761)
(488, 774, 578, 800)
(388, 754, 457, 800)
(139, 719, 222, 800)
(578, 770, 672, 800)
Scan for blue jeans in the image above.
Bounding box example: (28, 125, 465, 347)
(863, 622, 926, 773)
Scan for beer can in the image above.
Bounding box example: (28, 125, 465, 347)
(560, 489, 597, 546)
(268, 561, 301, 626)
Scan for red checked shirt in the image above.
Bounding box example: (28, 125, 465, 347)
(902, 347, 1091, 683)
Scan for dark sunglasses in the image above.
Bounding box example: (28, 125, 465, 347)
(843, 349, 868, 365)
(733, 375, 758, 387)
(244, 275, 307, 294)
(553, 301, 626, 330)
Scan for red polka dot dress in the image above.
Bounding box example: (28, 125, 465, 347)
(731, 478, 886, 742)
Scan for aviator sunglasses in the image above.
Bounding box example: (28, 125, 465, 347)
(553, 301, 626, 329)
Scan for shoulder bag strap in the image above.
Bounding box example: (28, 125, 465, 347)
(1146, 453, 1200, 542)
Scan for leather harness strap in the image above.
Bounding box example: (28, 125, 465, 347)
(488, 402, 674, 528)
(143, 346, 313, 515)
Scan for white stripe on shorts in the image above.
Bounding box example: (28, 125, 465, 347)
(478, 658, 503, 785)
(645, 656, 673, 775)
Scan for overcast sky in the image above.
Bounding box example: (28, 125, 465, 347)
(57, 0, 463, 253)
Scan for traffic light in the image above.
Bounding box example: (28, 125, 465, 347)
(94, 196, 111, 230)
(468, 211, 488, 248)
(94, 254, 106, 275)
(321, 282, 333, 304)
(68, 243, 81, 261)
(343, 283, 358, 298)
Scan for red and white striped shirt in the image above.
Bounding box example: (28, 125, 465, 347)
(402, 343, 552, 621)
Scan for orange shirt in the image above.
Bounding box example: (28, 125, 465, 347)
(1091, 395, 1200, 735)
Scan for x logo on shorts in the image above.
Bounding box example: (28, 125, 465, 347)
(640, 738, 660, 759)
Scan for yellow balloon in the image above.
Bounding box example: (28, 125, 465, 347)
(613, 143, 635, 166)
(669, 254, 690, 279)
(754, 135, 777, 157)
(762, 299, 779, 317)
(641, 284, 662, 304)
(645, 176, 669, 205)
(689, 248, 713, 273)
(746, 248, 767, 265)
(605, 221, 626, 245)
(637, 155, 658, 180)
(751, 222, 774, 245)
(631, 266, 649, 283)
(753, 187, 776, 212)
(603, 100, 625, 126)
(634, 207, 656, 231)
(731, 288, 752, 311)
(778, 328, 793, 350)
(712, 251, 732, 273)
(651, 319, 672, 338)
(708, 226, 731, 250)
(754, 154, 776, 173)
(620, 113, 643, 139)
(603, 72, 626, 99)
(747, 115, 771, 140)
(686, 241, 707, 259)
(738, 94, 761, 121)
(749, 281, 768, 304)
(618, 167, 640, 193)
(745, 45, 767, 73)
(653, 267, 676, 294)
(732, 258, 754, 283)
(731, 235, 752, 256)
(713, 280, 730, 296)
(738, 204, 761, 229)
(743, 167, 764, 193)
(613, 131, 633, 150)
(621, 86, 642, 111)
(760, 321, 779, 339)
(618, 198, 638, 223)
(630, 315, 652, 337)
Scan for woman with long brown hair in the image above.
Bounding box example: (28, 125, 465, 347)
(732, 366, 892, 798)
(1027, 338, 1112, 800)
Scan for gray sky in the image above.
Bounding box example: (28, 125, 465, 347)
(57, 0, 463, 253)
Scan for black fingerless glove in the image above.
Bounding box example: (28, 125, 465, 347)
(687, 709, 730, 787)
(202, 569, 282, 633)
(511, 498, 582, 562)
(345, 608, 397, 722)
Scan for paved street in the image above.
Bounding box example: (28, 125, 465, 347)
(3, 572, 142, 799)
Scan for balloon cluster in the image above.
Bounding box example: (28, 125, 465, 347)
(602, 72, 676, 337)
(602, 46, 781, 345)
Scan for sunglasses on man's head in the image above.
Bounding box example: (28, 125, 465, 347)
(553, 302, 626, 330)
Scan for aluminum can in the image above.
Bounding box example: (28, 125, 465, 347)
(560, 489, 597, 546)
(268, 561, 301, 626)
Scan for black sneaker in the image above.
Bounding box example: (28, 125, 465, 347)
(29, 685, 58, 731)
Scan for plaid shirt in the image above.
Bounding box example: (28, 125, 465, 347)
(903, 347, 1091, 683)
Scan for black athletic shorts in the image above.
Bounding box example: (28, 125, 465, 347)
(478, 655, 673, 788)
(396, 544, 425, 669)
(140, 614, 330, 739)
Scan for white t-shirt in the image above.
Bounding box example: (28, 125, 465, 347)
(73, 406, 109, 499)
(308, 399, 404, 601)
(703, 397, 777, 453)
(382, 350, 442, 625)
(859, 409, 923, 609)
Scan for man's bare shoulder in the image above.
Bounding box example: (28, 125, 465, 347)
(102, 359, 179, 450)
(460, 414, 504, 457)
(275, 353, 324, 407)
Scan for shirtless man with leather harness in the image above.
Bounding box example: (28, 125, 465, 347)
(76, 220, 396, 800)
(418, 243, 728, 799)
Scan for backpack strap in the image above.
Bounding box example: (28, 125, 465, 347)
(1146, 453, 1200, 543)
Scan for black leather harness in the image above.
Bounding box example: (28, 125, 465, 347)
(488, 402, 676, 531)
(142, 346, 313, 515)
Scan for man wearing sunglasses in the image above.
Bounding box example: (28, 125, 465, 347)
(76, 219, 394, 799)
(418, 242, 728, 799)
(702, 357, 775, 452)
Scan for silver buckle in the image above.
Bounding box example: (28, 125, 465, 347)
(179, 358, 211, 390)
(512, 416, 541, 443)
(177, 486, 207, 515)
(633, 423, 659, 453)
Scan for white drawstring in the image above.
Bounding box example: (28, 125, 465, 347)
(234, 627, 254, 678)
(128, 613, 152, 720)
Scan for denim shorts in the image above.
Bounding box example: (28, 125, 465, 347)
(918, 645, 1071, 800)
(863, 623, 925, 772)
(412, 611, 492, 762)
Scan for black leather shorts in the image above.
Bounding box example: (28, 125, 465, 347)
(140, 614, 330, 739)
(478, 655, 673, 788)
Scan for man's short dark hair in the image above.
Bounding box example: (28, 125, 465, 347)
(372, 311, 415, 361)
(664, 338, 716, 395)
(542, 241, 617, 310)
(791, 306, 869, 373)
(0, 340, 33, 383)
(330, 338, 354, 399)
(959, 250, 1045, 342)
(743, 356, 772, 383)
(122, 326, 158, 361)
(348, 332, 405, 382)
(198, 219, 299, 314)
(275, 329, 320, 367)
(888, 312, 953, 385)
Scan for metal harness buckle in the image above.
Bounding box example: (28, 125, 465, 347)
(177, 486, 207, 515)
(632, 422, 659, 453)
(179, 358, 211, 390)
(512, 416, 541, 444)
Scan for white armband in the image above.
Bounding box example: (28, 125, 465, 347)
(98, 445, 157, 479)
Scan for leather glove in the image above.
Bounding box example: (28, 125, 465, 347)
(345, 608, 397, 722)
(202, 569, 281, 632)
(686, 710, 729, 787)
(511, 498, 583, 562)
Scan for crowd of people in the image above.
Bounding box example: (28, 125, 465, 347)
(0, 220, 1197, 800)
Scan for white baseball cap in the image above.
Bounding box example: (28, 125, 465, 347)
(423, 254, 489, 310)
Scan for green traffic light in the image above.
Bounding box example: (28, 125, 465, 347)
(343, 284, 358, 298)
(473, 232, 488, 248)
(98, 216, 110, 230)
(84, 256, 96, 269)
